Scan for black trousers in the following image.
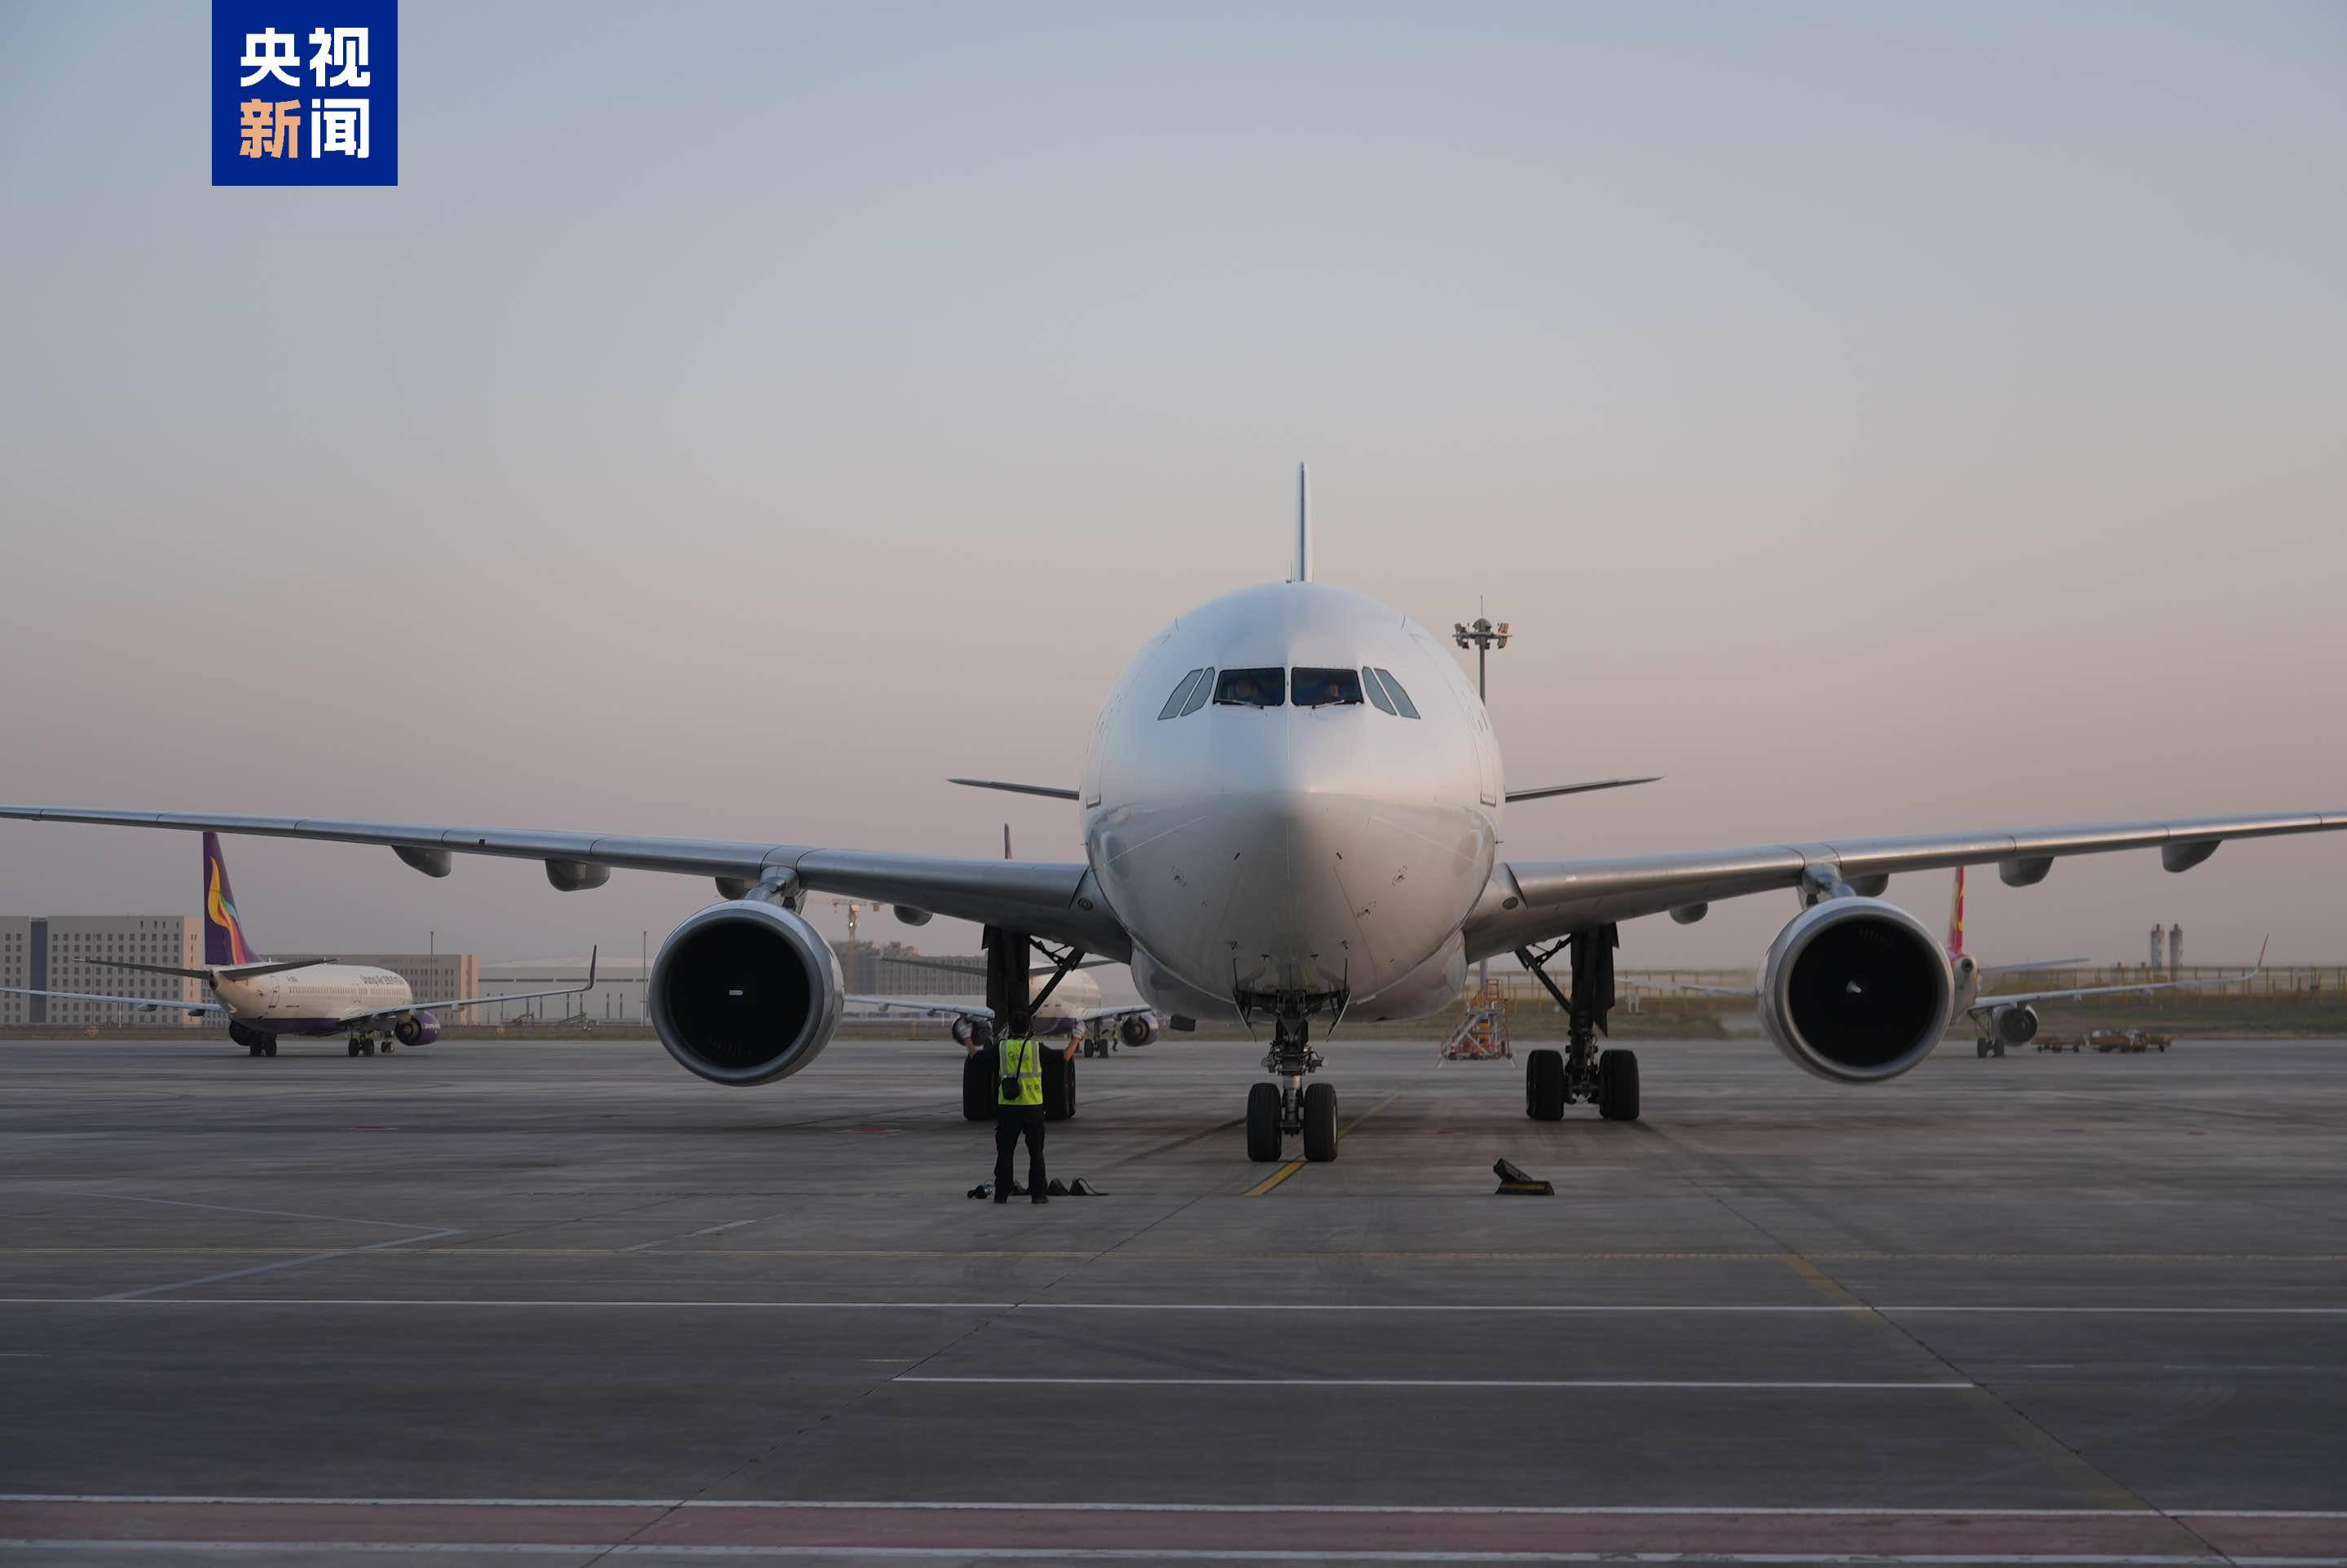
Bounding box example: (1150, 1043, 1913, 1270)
(994, 1103, 1045, 1197)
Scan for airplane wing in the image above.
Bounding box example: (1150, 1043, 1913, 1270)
(0, 984, 222, 1015)
(338, 949, 599, 1026)
(0, 807, 1132, 960)
(1469, 812, 2347, 959)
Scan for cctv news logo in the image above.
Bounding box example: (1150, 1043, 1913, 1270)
(212, 0, 398, 186)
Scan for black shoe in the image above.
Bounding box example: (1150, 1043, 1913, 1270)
(1031, 1195, 1050, 1205)
(993, 1194, 1009, 1205)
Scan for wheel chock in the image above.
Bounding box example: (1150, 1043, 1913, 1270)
(1068, 1178, 1107, 1196)
(1492, 1157, 1554, 1196)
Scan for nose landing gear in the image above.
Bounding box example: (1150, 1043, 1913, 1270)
(1241, 992, 1346, 1164)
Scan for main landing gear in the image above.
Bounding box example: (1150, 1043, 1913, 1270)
(1243, 993, 1345, 1164)
(346, 1034, 390, 1057)
(1517, 925, 1640, 1123)
(960, 927, 1084, 1124)
(230, 1022, 278, 1058)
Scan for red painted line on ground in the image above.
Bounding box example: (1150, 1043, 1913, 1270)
(642, 1506, 2206, 1556)
(6, 1500, 2347, 1558)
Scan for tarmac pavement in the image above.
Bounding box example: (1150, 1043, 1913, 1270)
(2, 1031, 2343, 1565)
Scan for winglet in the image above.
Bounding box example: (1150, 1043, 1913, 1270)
(586, 945, 597, 989)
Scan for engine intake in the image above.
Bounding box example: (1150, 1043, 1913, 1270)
(648, 901, 843, 1086)
(1992, 1004, 2039, 1046)
(1759, 897, 1953, 1083)
(1118, 1013, 1160, 1048)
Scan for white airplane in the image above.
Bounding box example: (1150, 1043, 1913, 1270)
(1938, 865, 2266, 1056)
(1658, 864, 2266, 1059)
(4, 471, 2341, 1159)
(0, 832, 594, 1057)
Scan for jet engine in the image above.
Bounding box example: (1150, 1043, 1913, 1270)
(1118, 1013, 1160, 1048)
(647, 900, 844, 1086)
(394, 1011, 441, 1047)
(1759, 897, 1954, 1083)
(1988, 1003, 2039, 1046)
(949, 1016, 995, 1050)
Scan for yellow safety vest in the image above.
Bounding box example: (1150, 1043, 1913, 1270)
(997, 1036, 1043, 1106)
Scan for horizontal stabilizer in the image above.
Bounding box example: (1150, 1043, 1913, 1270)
(948, 778, 1081, 801)
(91, 957, 328, 981)
(1504, 776, 1660, 804)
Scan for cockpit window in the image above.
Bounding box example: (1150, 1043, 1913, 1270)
(1178, 666, 1216, 716)
(1361, 665, 1397, 715)
(1291, 667, 1364, 708)
(1370, 667, 1420, 719)
(1157, 667, 1205, 720)
(1214, 667, 1285, 707)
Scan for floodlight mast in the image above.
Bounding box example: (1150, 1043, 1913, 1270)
(1451, 614, 1509, 699)
(1452, 610, 1511, 1000)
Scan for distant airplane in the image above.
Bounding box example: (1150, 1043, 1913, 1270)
(1941, 865, 2266, 1056)
(4, 468, 2342, 1160)
(0, 833, 593, 1058)
(843, 825, 1158, 1117)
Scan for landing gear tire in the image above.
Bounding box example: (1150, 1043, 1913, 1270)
(248, 1043, 265, 1057)
(1042, 1050, 1074, 1122)
(261, 1039, 278, 1058)
(347, 1040, 361, 1058)
(1301, 1081, 1339, 1163)
(1976, 1040, 1989, 1059)
(1526, 1049, 1565, 1121)
(1245, 1081, 1283, 1163)
(1596, 1048, 1640, 1122)
(962, 1046, 996, 1122)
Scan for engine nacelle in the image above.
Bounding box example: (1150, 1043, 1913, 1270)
(394, 1011, 441, 1047)
(648, 901, 843, 1086)
(949, 1015, 995, 1050)
(1118, 1013, 1160, 1048)
(1759, 896, 1954, 1083)
(1990, 1003, 2039, 1046)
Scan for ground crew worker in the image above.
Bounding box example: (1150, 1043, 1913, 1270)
(993, 1024, 1050, 1204)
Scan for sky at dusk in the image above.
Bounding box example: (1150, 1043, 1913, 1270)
(1, 2, 2340, 979)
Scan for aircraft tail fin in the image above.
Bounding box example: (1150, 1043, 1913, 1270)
(201, 831, 261, 966)
(1947, 865, 1966, 958)
(1290, 463, 1312, 583)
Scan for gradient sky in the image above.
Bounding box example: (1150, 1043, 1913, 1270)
(1, 2, 2340, 980)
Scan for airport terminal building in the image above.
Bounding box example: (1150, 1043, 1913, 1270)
(0, 916, 205, 1027)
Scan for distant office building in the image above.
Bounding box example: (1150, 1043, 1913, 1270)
(328, 954, 482, 1024)
(0, 916, 204, 1027)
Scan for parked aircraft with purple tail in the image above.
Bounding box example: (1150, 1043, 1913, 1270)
(0, 834, 594, 1058)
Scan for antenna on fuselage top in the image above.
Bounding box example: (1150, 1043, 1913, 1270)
(1290, 463, 1312, 583)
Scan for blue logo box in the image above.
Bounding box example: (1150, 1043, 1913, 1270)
(212, 0, 398, 186)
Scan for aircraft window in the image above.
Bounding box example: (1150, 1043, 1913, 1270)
(1361, 665, 1397, 715)
(1213, 667, 1285, 707)
(1157, 667, 1204, 720)
(1372, 667, 1420, 719)
(1178, 666, 1216, 716)
(1291, 667, 1364, 708)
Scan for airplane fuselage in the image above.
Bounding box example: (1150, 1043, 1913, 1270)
(212, 964, 413, 1035)
(1083, 582, 1499, 1024)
